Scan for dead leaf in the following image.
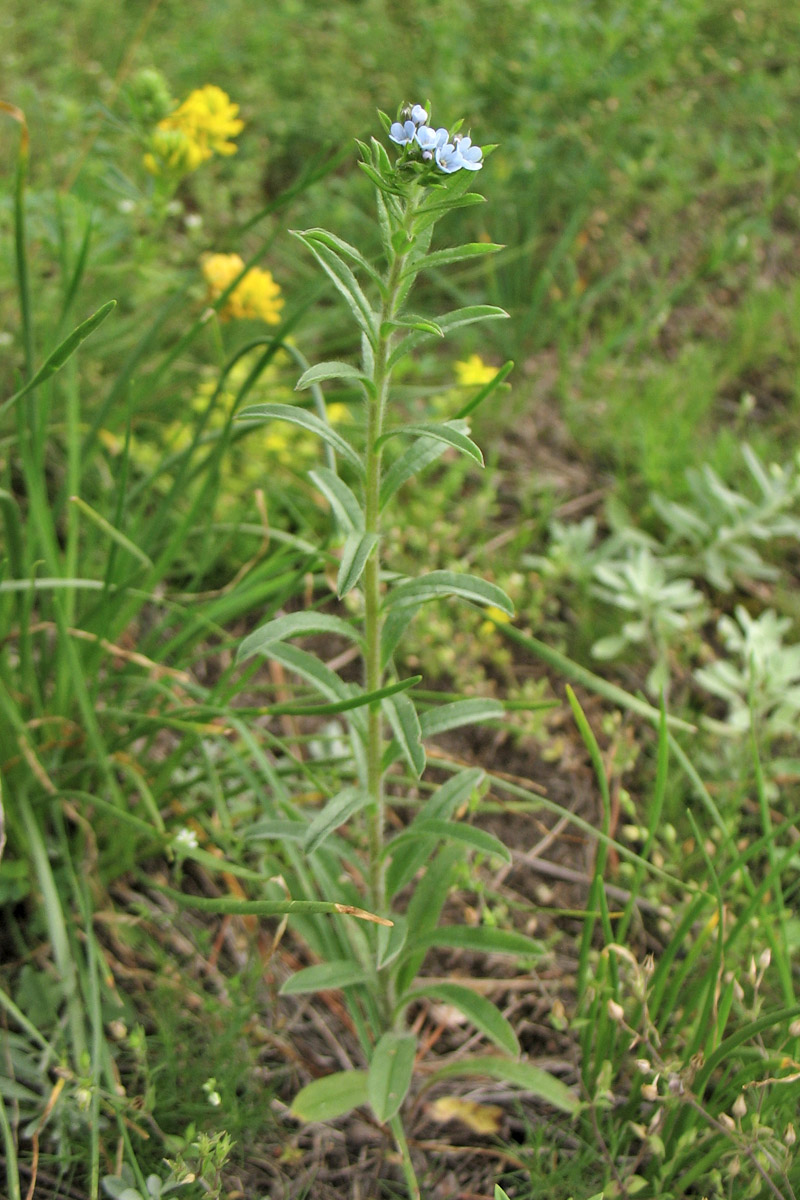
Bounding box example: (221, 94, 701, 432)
(428, 1095, 504, 1134)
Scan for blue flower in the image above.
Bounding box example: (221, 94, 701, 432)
(389, 119, 417, 146)
(454, 135, 483, 171)
(410, 104, 428, 126)
(434, 138, 464, 174)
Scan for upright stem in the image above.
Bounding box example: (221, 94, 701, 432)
(364, 190, 420, 920)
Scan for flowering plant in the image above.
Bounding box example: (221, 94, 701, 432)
(234, 104, 575, 1198)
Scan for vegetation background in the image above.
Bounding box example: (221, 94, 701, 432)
(1, 0, 800, 1198)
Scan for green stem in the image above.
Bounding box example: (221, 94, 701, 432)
(389, 1113, 421, 1200)
(364, 188, 421, 922)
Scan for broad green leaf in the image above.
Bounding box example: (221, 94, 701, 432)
(368, 1032, 417, 1123)
(403, 925, 543, 961)
(405, 240, 503, 275)
(380, 424, 471, 508)
(433, 1056, 578, 1114)
(244, 819, 307, 843)
(295, 361, 370, 390)
(290, 1069, 369, 1122)
(386, 819, 510, 864)
(238, 403, 363, 474)
(385, 571, 514, 616)
(280, 961, 371, 995)
(383, 691, 425, 777)
(308, 467, 363, 534)
(399, 983, 519, 1056)
(337, 531, 378, 597)
(376, 422, 483, 467)
(419, 699, 504, 739)
(292, 229, 378, 343)
(238, 611, 362, 663)
(304, 787, 370, 854)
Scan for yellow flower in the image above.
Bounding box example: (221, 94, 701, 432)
(144, 84, 243, 176)
(478, 605, 512, 639)
(201, 253, 284, 324)
(454, 354, 500, 387)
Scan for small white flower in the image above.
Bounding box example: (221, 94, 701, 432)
(174, 826, 198, 850)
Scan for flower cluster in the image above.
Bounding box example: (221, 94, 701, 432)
(389, 104, 483, 174)
(201, 253, 284, 324)
(144, 85, 243, 177)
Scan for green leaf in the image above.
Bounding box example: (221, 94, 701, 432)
(380, 423, 471, 508)
(266, 673, 422, 718)
(403, 925, 543, 960)
(419, 699, 504, 739)
(417, 768, 485, 822)
(387, 305, 509, 369)
(399, 983, 519, 1056)
(308, 467, 363, 534)
(303, 787, 371, 854)
(432, 1056, 578, 1114)
(376, 421, 483, 467)
(290, 1069, 369, 1122)
(385, 571, 514, 616)
(337, 531, 378, 597)
(401, 242, 503, 279)
(280, 961, 371, 995)
(393, 844, 464, 991)
(238, 611, 362, 663)
(1, 299, 116, 418)
(455, 359, 515, 420)
(244, 819, 307, 843)
(376, 915, 408, 969)
(261, 641, 355, 706)
(237, 403, 363, 474)
(298, 228, 385, 288)
(292, 229, 378, 343)
(295, 361, 369, 390)
(383, 690, 425, 777)
(386, 819, 511, 864)
(379, 315, 443, 338)
(380, 605, 419, 668)
(368, 1032, 416, 1123)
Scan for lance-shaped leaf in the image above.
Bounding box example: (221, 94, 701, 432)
(303, 786, 371, 854)
(380, 605, 419, 669)
(419, 698, 504, 739)
(393, 844, 464, 993)
(292, 229, 378, 344)
(385, 819, 510, 864)
(400, 925, 544, 961)
(432, 1056, 578, 1114)
(295, 360, 372, 392)
(385, 571, 513, 616)
(298, 227, 385, 289)
(291, 1070, 369, 1122)
(238, 611, 363, 663)
(266, 674, 422, 718)
(368, 1032, 417, 1124)
(238, 403, 363, 474)
(1, 299, 116, 418)
(400, 241, 503, 281)
(280, 960, 371, 995)
(417, 768, 485, 822)
(308, 467, 363, 534)
(380, 422, 472, 509)
(376, 421, 483, 467)
(376, 915, 408, 969)
(388, 305, 509, 370)
(383, 690, 425, 777)
(379, 315, 443, 338)
(398, 982, 519, 1057)
(385, 770, 483, 895)
(244, 819, 307, 843)
(337, 531, 378, 598)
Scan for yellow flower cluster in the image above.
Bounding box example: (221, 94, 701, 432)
(454, 354, 500, 387)
(144, 85, 243, 176)
(201, 253, 284, 324)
